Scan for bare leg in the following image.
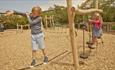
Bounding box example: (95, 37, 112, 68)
(31, 50, 37, 66)
(92, 37, 98, 46)
(42, 49, 46, 57)
(92, 37, 96, 44)
(42, 49, 48, 64)
(32, 50, 37, 59)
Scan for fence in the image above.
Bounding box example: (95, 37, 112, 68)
(76, 22, 115, 32)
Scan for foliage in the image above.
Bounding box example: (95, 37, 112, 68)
(0, 14, 28, 29)
(80, 0, 115, 22)
(0, 0, 115, 28)
(42, 5, 68, 26)
(112, 26, 115, 30)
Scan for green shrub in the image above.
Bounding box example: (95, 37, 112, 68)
(112, 26, 115, 30)
(0, 15, 28, 29)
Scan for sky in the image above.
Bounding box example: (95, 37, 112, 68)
(0, 0, 85, 12)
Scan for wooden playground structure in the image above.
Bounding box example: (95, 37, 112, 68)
(16, 24, 30, 32)
(66, 0, 105, 70)
(0, 0, 115, 70)
(8, 1, 114, 70)
(76, 22, 115, 32)
(44, 15, 55, 29)
(102, 22, 115, 32)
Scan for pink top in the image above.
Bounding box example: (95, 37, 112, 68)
(93, 19, 101, 29)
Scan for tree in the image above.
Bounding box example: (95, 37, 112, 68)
(42, 5, 68, 26)
(80, 0, 115, 22)
(0, 14, 28, 29)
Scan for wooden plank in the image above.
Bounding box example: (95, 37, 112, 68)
(18, 50, 68, 70)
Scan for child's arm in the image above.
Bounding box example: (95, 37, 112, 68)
(89, 19, 101, 24)
(26, 13, 41, 26)
(89, 19, 95, 23)
(12, 11, 40, 25)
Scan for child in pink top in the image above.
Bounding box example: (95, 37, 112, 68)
(89, 13, 103, 48)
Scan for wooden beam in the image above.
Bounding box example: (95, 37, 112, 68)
(66, 0, 79, 70)
(75, 8, 103, 15)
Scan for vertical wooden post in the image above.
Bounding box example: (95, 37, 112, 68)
(107, 23, 109, 32)
(66, 0, 79, 70)
(17, 23, 19, 33)
(41, 17, 44, 32)
(110, 24, 112, 31)
(49, 16, 52, 27)
(45, 15, 48, 29)
(96, 0, 99, 9)
(52, 15, 55, 27)
(17, 23, 18, 30)
(21, 25, 23, 33)
(28, 24, 30, 29)
(109, 23, 111, 31)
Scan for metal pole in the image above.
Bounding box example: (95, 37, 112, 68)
(83, 26, 85, 54)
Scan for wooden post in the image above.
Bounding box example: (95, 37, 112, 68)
(44, 15, 48, 29)
(96, 0, 99, 9)
(17, 23, 18, 30)
(28, 24, 30, 29)
(107, 23, 109, 32)
(52, 15, 55, 27)
(78, 24, 80, 29)
(110, 24, 112, 31)
(41, 17, 45, 32)
(17, 23, 19, 33)
(66, 0, 79, 70)
(21, 25, 23, 32)
(49, 16, 52, 27)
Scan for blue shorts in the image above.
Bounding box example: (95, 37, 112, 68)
(31, 33, 45, 50)
(92, 26, 103, 38)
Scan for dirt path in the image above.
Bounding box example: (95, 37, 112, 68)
(0, 28, 115, 70)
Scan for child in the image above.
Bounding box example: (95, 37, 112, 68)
(89, 12, 103, 48)
(26, 6, 48, 66)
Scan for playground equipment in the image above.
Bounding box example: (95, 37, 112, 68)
(0, 0, 103, 70)
(79, 23, 89, 59)
(44, 15, 54, 29)
(102, 22, 114, 32)
(66, 0, 103, 70)
(16, 23, 30, 33)
(86, 21, 95, 49)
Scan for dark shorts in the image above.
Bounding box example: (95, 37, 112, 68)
(92, 27, 103, 38)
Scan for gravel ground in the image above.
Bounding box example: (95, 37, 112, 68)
(0, 28, 115, 70)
